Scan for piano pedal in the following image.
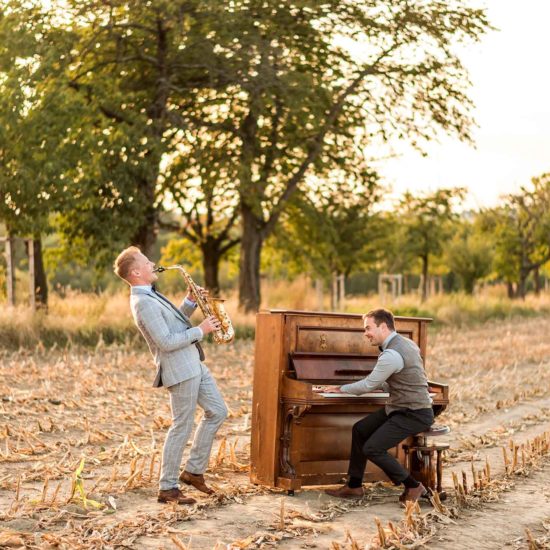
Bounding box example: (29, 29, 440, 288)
(287, 490, 295, 496)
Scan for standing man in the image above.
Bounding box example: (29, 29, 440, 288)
(114, 246, 228, 505)
(318, 309, 434, 504)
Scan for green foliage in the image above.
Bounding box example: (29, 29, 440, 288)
(399, 188, 467, 262)
(1, 0, 492, 308)
(0, 4, 66, 235)
(224, 0, 491, 309)
(153, 237, 204, 293)
(446, 219, 493, 293)
(269, 175, 385, 282)
(480, 173, 550, 298)
(398, 187, 466, 300)
(0, 0, 154, 288)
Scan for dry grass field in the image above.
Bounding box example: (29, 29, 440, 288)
(1, 316, 550, 549)
(3, 281, 550, 349)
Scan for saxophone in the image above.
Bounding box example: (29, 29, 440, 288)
(153, 265, 235, 344)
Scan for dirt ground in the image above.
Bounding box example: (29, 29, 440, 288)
(1, 317, 550, 549)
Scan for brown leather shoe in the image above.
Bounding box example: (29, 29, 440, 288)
(400, 483, 428, 504)
(180, 471, 215, 495)
(157, 488, 197, 505)
(325, 484, 364, 499)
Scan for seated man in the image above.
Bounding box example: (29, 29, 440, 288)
(319, 308, 434, 503)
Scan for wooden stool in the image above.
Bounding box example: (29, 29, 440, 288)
(402, 425, 450, 500)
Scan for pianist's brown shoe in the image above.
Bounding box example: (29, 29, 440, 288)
(325, 484, 364, 499)
(400, 483, 428, 504)
(180, 471, 215, 495)
(157, 488, 196, 505)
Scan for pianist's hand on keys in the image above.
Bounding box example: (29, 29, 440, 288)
(312, 385, 343, 393)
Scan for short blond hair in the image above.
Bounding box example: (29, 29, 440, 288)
(113, 246, 141, 281)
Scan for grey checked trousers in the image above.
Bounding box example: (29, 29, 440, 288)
(159, 363, 228, 490)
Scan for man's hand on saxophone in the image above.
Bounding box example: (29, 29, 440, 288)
(185, 285, 209, 304)
(199, 315, 222, 335)
(154, 264, 234, 344)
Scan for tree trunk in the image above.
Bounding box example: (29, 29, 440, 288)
(131, 176, 158, 257)
(421, 255, 429, 302)
(202, 243, 221, 295)
(131, 19, 168, 259)
(507, 281, 515, 299)
(5, 233, 15, 306)
(534, 266, 541, 295)
(516, 271, 528, 300)
(238, 207, 263, 312)
(131, 211, 157, 257)
(516, 251, 530, 300)
(32, 236, 48, 308)
(464, 275, 475, 295)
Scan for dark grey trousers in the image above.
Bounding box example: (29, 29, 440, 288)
(348, 407, 434, 484)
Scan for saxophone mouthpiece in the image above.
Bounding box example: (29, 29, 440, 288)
(153, 266, 166, 273)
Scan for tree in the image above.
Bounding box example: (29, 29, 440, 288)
(158, 127, 241, 292)
(271, 171, 384, 287)
(4, 0, 491, 309)
(192, 0, 490, 311)
(0, 4, 76, 306)
(399, 188, 466, 301)
(0, 1, 148, 299)
(481, 174, 550, 299)
(53, 0, 222, 260)
(446, 218, 493, 294)
(4, 0, 243, 272)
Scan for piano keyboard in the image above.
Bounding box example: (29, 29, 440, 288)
(319, 392, 438, 398)
(320, 392, 390, 398)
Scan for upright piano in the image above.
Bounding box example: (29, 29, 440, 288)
(250, 310, 449, 493)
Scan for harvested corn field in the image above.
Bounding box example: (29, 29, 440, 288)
(1, 317, 550, 549)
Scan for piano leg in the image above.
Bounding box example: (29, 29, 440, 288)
(280, 404, 311, 479)
(280, 407, 297, 478)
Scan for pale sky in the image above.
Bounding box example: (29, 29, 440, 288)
(378, 0, 550, 209)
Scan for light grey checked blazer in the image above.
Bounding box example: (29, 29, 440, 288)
(130, 286, 204, 388)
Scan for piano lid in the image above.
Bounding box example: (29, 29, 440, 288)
(290, 352, 376, 381)
(263, 309, 433, 322)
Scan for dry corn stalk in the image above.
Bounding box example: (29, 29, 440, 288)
(215, 437, 227, 466)
(170, 535, 191, 549)
(502, 446, 510, 474)
(345, 530, 361, 550)
(375, 517, 386, 547)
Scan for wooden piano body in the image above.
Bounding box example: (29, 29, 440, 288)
(250, 309, 449, 492)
